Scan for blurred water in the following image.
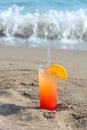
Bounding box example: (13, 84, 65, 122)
(0, 0, 87, 50)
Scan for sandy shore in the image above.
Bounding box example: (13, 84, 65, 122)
(0, 46, 87, 130)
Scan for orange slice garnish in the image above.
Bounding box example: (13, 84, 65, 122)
(46, 64, 67, 80)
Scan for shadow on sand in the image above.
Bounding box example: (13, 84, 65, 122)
(0, 102, 68, 116)
(0, 103, 40, 116)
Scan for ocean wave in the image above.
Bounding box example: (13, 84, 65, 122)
(0, 6, 87, 45)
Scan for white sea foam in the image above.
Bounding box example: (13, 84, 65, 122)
(0, 6, 87, 50)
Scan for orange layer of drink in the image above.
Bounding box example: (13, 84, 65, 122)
(38, 68, 57, 111)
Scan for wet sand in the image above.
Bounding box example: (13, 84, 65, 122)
(0, 46, 87, 130)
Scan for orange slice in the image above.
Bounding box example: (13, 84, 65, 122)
(46, 64, 67, 80)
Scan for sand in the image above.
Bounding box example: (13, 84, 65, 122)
(0, 46, 87, 130)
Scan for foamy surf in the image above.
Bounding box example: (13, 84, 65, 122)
(0, 6, 87, 50)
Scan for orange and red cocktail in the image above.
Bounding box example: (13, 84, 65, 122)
(39, 68, 57, 111)
(38, 64, 67, 111)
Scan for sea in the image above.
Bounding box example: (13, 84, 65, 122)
(0, 0, 87, 50)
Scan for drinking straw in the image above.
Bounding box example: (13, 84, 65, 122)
(47, 48, 51, 66)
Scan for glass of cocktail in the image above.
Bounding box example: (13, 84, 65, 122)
(38, 64, 67, 111)
(38, 66, 57, 111)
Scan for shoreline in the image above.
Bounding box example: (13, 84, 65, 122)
(0, 45, 87, 130)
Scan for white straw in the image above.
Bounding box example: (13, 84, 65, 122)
(47, 48, 51, 66)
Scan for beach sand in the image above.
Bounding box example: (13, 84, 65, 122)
(0, 46, 87, 130)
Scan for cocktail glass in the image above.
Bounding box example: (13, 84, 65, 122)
(38, 66, 57, 111)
